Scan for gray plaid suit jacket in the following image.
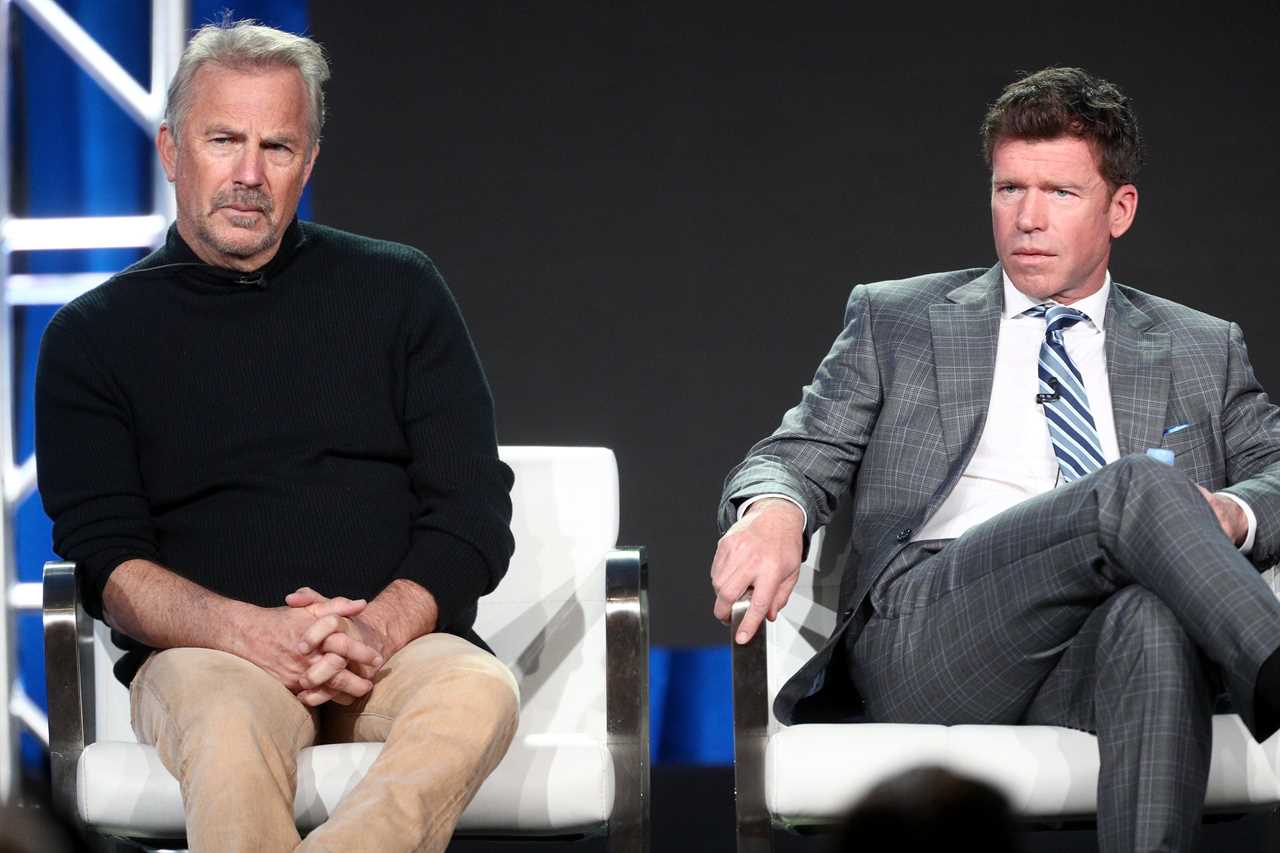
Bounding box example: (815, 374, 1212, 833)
(719, 263, 1280, 725)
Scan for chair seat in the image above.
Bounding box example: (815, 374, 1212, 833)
(764, 716, 1280, 828)
(78, 734, 615, 839)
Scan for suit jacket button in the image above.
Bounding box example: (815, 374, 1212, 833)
(896, 528, 913, 542)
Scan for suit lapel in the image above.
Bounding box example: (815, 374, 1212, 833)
(1105, 284, 1169, 456)
(929, 266, 1003, 471)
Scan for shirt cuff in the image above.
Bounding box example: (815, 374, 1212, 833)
(1216, 491, 1257, 554)
(738, 493, 809, 529)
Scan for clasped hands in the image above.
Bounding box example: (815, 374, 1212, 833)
(255, 587, 390, 708)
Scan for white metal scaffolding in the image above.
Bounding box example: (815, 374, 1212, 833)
(0, 0, 186, 803)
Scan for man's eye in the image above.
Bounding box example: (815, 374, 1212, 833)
(265, 144, 296, 164)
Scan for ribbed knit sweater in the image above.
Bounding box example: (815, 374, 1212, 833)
(35, 219, 514, 683)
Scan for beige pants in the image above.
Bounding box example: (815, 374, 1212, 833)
(130, 633, 520, 853)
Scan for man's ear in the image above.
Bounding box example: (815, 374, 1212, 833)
(1109, 183, 1138, 239)
(157, 123, 178, 182)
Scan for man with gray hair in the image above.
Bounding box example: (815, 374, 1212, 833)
(36, 19, 519, 853)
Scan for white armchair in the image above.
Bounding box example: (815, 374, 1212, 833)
(44, 446, 649, 851)
(730, 499, 1280, 850)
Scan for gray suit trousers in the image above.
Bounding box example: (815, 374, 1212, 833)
(849, 454, 1280, 853)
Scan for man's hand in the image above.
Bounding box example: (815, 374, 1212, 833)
(285, 587, 390, 706)
(228, 597, 382, 705)
(1198, 486, 1248, 546)
(284, 580, 440, 705)
(711, 498, 806, 645)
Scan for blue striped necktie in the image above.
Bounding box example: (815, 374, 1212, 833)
(1025, 304, 1106, 482)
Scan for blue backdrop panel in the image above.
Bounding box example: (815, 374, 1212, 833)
(650, 646, 732, 765)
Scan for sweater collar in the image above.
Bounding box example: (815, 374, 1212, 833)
(158, 217, 308, 288)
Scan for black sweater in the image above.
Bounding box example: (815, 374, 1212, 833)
(35, 219, 514, 683)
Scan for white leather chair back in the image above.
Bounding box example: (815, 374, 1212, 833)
(93, 615, 130, 742)
(476, 446, 618, 739)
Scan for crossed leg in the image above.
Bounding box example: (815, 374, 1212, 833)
(850, 454, 1280, 853)
(1023, 587, 1216, 851)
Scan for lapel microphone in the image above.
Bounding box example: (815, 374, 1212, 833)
(1036, 377, 1061, 404)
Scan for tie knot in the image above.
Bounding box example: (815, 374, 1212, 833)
(1025, 304, 1090, 337)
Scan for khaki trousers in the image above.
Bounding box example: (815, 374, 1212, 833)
(130, 633, 520, 853)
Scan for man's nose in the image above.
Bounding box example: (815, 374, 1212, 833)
(1016, 191, 1047, 232)
(232, 146, 266, 186)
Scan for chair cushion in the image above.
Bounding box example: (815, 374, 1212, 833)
(79, 735, 614, 838)
(765, 717, 1280, 828)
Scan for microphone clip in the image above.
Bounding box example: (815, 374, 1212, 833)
(1036, 377, 1060, 404)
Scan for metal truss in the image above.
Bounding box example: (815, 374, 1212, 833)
(1, 0, 187, 804)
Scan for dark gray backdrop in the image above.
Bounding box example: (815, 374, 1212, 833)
(311, 3, 1280, 647)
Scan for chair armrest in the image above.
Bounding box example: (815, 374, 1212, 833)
(731, 597, 772, 851)
(42, 561, 95, 823)
(604, 546, 649, 851)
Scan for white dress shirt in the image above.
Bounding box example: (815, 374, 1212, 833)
(744, 270, 1256, 552)
(912, 273, 1120, 540)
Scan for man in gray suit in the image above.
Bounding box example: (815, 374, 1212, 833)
(712, 66, 1280, 852)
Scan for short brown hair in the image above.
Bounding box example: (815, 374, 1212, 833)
(981, 67, 1143, 189)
